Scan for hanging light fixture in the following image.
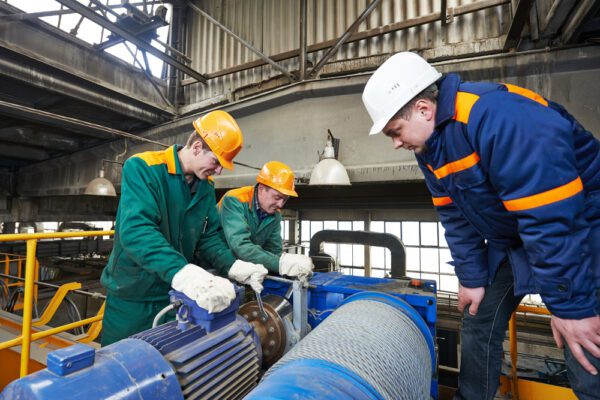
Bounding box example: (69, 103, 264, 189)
(309, 130, 351, 185)
(85, 165, 117, 196)
(84, 143, 128, 196)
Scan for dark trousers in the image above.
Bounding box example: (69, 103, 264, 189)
(453, 262, 600, 400)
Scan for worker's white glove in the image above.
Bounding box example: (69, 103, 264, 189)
(227, 260, 268, 293)
(279, 253, 314, 279)
(171, 264, 236, 313)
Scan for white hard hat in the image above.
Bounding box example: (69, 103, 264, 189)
(362, 52, 442, 135)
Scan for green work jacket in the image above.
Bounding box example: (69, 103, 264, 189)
(101, 145, 236, 302)
(217, 185, 282, 272)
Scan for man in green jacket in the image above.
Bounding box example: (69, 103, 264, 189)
(218, 161, 314, 287)
(100, 110, 268, 346)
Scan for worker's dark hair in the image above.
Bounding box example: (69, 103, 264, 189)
(392, 83, 439, 121)
(185, 131, 208, 149)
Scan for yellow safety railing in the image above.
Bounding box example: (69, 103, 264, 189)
(502, 305, 577, 400)
(2, 252, 39, 310)
(0, 230, 113, 377)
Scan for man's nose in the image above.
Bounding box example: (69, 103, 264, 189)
(393, 136, 403, 149)
(214, 166, 223, 175)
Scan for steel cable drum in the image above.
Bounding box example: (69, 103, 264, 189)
(244, 291, 435, 400)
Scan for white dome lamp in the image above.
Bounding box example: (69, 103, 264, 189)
(309, 130, 351, 186)
(85, 166, 117, 197)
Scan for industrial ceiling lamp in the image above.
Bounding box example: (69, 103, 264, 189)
(309, 130, 351, 185)
(84, 142, 127, 197)
(84, 166, 117, 197)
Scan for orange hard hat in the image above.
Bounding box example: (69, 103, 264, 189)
(192, 110, 243, 170)
(256, 161, 298, 197)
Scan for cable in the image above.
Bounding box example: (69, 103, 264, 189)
(152, 304, 176, 328)
(233, 161, 261, 170)
(64, 296, 85, 335)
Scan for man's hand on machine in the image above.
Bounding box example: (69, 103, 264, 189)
(279, 253, 314, 279)
(227, 260, 269, 293)
(171, 264, 236, 313)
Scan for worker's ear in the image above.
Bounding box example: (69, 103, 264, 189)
(192, 140, 204, 156)
(414, 99, 434, 121)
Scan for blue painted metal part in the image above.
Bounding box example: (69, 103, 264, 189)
(0, 339, 182, 400)
(169, 285, 244, 332)
(262, 272, 438, 399)
(47, 343, 95, 376)
(244, 359, 384, 400)
(263, 272, 436, 336)
(131, 311, 261, 399)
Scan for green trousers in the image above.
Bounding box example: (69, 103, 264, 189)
(101, 295, 173, 346)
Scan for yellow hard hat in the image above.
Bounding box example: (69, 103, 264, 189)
(192, 110, 243, 170)
(256, 161, 298, 197)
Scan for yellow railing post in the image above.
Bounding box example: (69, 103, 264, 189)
(0, 230, 113, 378)
(20, 239, 38, 377)
(508, 312, 519, 400)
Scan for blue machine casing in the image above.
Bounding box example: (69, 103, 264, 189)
(169, 285, 244, 332)
(47, 343, 95, 376)
(263, 272, 436, 335)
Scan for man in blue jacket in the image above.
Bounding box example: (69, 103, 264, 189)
(362, 52, 600, 399)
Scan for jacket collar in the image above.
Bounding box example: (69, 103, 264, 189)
(167, 145, 183, 176)
(422, 74, 462, 157)
(434, 73, 461, 129)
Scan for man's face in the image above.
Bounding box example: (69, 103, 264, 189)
(257, 185, 289, 215)
(382, 100, 436, 155)
(191, 143, 223, 180)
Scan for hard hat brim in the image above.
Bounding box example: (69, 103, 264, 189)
(368, 109, 398, 136)
(217, 154, 234, 170)
(277, 187, 298, 197)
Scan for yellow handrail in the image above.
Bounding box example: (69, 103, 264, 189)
(506, 305, 577, 399)
(32, 282, 83, 327)
(0, 230, 114, 377)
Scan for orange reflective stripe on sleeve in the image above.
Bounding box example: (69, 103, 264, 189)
(430, 152, 480, 179)
(432, 196, 453, 206)
(503, 83, 548, 107)
(453, 92, 480, 124)
(503, 177, 583, 211)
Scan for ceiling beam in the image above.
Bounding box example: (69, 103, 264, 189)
(0, 126, 82, 151)
(0, 99, 167, 147)
(503, 0, 535, 50)
(55, 0, 208, 84)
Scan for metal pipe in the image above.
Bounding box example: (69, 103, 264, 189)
(19, 239, 37, 377)
(55, 0, 208, 84)
(187, 2, 295, 82)
(265, 275, 316, 288)
(308, 0, 382, 77)
(298, 0, 307, 81)
(0, 273, 106, 299)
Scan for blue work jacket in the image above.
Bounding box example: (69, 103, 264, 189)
(417, 74, 600, 319)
